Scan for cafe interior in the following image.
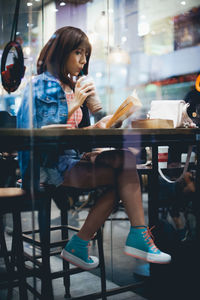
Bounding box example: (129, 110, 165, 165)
(0, 0, 200, 299)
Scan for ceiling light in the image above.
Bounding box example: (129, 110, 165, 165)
(121, 36, 127, 43)
(180, 1, 186, 5)
(60, 1, 66, 6)
(108, 47, 131, 64)
(27, 2, 33, 6)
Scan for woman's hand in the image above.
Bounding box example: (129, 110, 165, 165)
(93, 115, 122, 129)
(67, 77, 95, 119)
(82, 150, 103, 163)
(84, 115, 113, 129)
(84, 115, 122, 129)
(93, 115, 113, 129)
(74, 77, 95, 107)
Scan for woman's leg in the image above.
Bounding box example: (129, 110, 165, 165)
(62, 160, 116, 240)
(93, 150, 171, 264)
(62, 150, 145, 238)
(78, 188, 115, 240)
(61, 149, 171, 266)
(60, 160, 116, 269)
(62, 159, 114, 189)
(95, 150, 145, 226)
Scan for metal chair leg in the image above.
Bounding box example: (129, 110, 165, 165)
(38, 196, 54, 299)
(96, 228, 107, 300)
(13, 211, 28, 300)
(61, 200, 71, 298)
(0, 215, 14, 299)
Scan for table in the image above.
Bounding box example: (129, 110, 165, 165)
(0, 127, 200, 150)
(0, 127, 200, 232)
(1, 127, 200, 298)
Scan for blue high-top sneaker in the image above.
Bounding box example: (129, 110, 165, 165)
(124, 226, 171, 264)
(61, 234, 99, 270)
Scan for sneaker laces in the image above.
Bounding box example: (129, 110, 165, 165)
(143, 226, 158, 252)
(86, 242, 96, 263)
(87, 242, 91, 260)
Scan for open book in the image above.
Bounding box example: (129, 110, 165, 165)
(105, 90, 142, 128)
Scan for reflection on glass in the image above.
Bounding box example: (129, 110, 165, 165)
(1, 2, 200, 298)
(0, 0, 199, 121)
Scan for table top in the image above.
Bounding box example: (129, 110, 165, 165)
(1, 127, 200, 135)
(0, 127, 200, 151)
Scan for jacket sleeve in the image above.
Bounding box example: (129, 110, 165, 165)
(17, 81, 40, 190)
(17, 81, 37, 129)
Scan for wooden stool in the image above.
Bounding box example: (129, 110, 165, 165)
(22, 186, 107, 299)
(0, 187, 28, 300)
(0, 187, 54, 299)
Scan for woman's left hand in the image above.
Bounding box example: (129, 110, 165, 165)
(82, 150, 103, 163)
(93, 115, 113, 128)
(93, 116, 122, 128)
(85, 115, 122, 129)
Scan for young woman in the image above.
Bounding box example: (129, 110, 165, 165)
(17, 26, 171, 270)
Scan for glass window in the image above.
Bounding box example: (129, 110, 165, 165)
(1, 0, 200, 120)
(0, 1, 200, 297)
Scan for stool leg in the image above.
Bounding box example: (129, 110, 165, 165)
(96, 228, 107, 300)
(38, 196, 54, 299)
(0, 215, 14, 299)
(13, 211, 28, 300)
(60, 202, 71, 298)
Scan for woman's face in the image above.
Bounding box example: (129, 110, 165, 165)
(65, 44, 88, 77)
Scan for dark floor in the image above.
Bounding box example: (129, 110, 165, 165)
(0, 192, 199, 299)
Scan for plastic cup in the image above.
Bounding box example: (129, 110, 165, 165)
(79, 75, 102, 113)
(181, 152, 196, 163)
(158, 146, 169, 169)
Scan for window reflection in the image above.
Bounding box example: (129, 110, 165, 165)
(0, 0, 200, 121)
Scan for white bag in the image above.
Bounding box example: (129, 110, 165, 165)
(158, 145, 193, 183)
(147, 100, 196, 183)
(148, 100, 196, 128)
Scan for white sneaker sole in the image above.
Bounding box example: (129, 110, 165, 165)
(61, 249, 99, 270)
(124, 246, 171, 264)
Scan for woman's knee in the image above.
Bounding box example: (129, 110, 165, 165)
(95, 149, 137, 169)
(63, 162, 115, 188)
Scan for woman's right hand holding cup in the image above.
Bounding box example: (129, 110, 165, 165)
(74, 76, 95, 108)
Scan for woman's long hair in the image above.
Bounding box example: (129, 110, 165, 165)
(37, 26, 92, 88)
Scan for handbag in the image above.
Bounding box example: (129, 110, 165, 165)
(158, 145, 193, 183)
(146, 100, 196, 183)
(148, 100, 196, 128)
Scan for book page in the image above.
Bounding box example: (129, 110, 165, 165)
(105, 90, 142, 128)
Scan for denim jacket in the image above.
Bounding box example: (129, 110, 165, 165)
(17, 72, 69, 189)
